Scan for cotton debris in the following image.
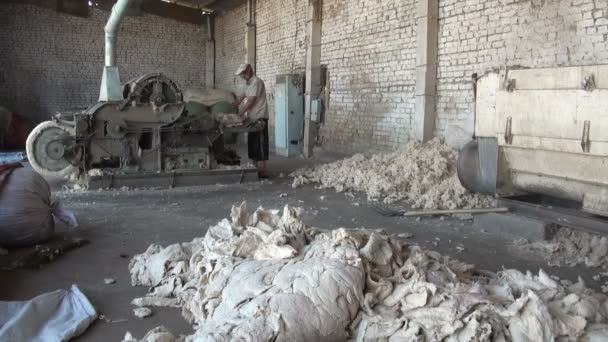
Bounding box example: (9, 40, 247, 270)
(122, 326, 179, 342)
(213, 113, 243, 128)
(291, 138, 493, 210)
(515, 227, 608, 268)
(133, 307, 153, 319)
(127, 202, 608, 341)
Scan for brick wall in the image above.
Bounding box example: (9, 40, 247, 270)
(213, 0, 608, 153)
(214, 0, 307, 146)
(436, 0, 608, 146)
(214, 0, 417, 153)
(214, 4, 248, 93)
(10, 0, 604, 151)
(256, 0, 308, 130)
(0, 3, 206, 124)
(320, 0, 418, 152)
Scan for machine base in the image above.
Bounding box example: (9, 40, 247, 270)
(88, 167, 259, 190)
(497, 194, 608, 237)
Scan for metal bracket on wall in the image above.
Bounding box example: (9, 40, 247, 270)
(500, 70, 516, 92)
(581, 120, 591, 152)
(504, 116, 513, 145)
(170, 172, 176, 188)
(505, 78, 516, 92)
(582, 74, 595, 92)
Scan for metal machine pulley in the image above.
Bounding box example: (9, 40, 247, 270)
(26, 121, 80, 178)
(107, 119, 127, 138)
(123, 73, 183, 106)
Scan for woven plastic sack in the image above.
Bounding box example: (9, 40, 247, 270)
(0, 167, 76, 247)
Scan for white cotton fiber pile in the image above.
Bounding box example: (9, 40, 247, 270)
(124, 203, 608, 342)
(291, 138, 493, 210)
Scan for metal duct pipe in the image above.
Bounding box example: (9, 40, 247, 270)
(104, 0, 132, 67)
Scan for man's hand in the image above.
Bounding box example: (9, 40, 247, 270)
(239, 96, 257, 115)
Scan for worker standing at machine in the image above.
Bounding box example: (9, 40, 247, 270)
(234, 63, 269, 179)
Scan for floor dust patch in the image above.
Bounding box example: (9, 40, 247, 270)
(127, 203, 608, 341)
(291, 138, 493, 210)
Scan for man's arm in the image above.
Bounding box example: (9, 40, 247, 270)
(238, 96, 257, 116)
(234, 90, 247, 104)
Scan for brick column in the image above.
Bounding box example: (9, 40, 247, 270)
(303, 0, 322, 157)
(205, 14, 215, 88)
(414, 0, 438, 142)
(246, 0, 256, 68)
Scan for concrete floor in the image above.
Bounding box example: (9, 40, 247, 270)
(0, 156, 604, 341)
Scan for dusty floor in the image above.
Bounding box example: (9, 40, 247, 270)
(0, 155, 604, 341)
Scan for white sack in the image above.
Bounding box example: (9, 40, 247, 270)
(0, 285, 97, 341)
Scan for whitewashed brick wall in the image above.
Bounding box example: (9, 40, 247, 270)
(0, 3, 206, 124)
(214, 4, 248, 92)
(436, 0, 608, 146)
(213, 0, 307, 147)
(320, 0, 418, 152)
(256, 0, 308, 133)
(9, 0, 605, 151)
(214, 0, 608, 153)
(214, 0, 417, 153)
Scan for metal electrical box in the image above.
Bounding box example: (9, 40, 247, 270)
(274, 74, 304, 157)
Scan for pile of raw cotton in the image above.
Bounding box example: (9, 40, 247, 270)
(124, 202, 608, 341)
(291, 138, 492, 210)
(516, 227, 608, 268)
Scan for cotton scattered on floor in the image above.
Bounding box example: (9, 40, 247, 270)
(122, 326, 177, 342)
(291, 138, 493, 210)
(127, 203, 608, 341)
(515, 227, 608, 268)
(133, 307, 152, 319)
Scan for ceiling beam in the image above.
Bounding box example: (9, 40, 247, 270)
(197, 0, 217, 6)
(141, 0, 205, 25)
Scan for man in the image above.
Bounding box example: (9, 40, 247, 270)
(234, 63, 269, 178)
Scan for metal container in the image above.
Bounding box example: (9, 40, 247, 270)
(459, 65, 608, 216)
(274, 74, 305, 157)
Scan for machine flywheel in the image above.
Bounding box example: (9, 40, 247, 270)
(26, 121, 79, 178)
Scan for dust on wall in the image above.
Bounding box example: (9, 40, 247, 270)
(0, 3, 207, 124)
(320, 0, 418, 153)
